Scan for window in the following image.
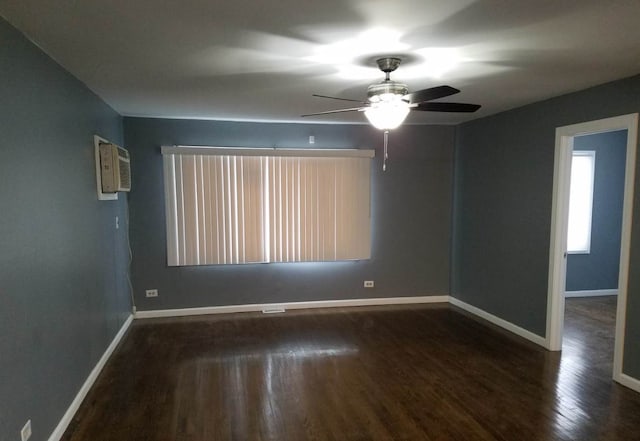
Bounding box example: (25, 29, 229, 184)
(162, 146, 373, 266)
(567, 150, 595, 254)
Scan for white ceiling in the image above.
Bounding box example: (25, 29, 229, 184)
(2, 0, 640, 125)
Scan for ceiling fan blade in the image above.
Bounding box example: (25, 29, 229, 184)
(313, 94, 365, 104)
(404, 85, 460, 104)
(301, 106, 365, 117)
(413, 102, 481, 113)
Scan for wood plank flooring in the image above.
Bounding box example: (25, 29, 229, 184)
(62, 301, 640, 441)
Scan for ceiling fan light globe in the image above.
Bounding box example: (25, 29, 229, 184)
(364, 99, 410, 130)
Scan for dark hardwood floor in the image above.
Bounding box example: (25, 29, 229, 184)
(62, 300, 640, 441)
(564, 296, 618, 376)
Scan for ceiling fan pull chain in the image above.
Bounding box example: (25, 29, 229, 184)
(383, 130, 389, 171)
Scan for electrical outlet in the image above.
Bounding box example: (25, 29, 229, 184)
(364, 280, 374, 288)
(145, 289, 158, 298)
(21, 420, 32, 441)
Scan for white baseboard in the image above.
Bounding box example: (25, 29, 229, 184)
(617, 373, 640, 394)
(47, 314, 133, 441)
(449, 296, 547, 348)
(135, 295, 450, 319)
(564, 289, 618, 298)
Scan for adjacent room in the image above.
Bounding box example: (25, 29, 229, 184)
(2, 1, 640, 440)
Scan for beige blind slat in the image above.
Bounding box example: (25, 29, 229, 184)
(163, 155, 179, 266)
(175, 156, 186, 265)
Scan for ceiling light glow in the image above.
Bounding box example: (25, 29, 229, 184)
(413, 47, 465, 78)
(306, 29, 466, 81)
(306, 28, 409, 67)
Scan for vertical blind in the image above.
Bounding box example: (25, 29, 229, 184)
(162, 147, 374, 266)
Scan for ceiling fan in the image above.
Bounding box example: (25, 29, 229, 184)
(302, 57, 481, 170)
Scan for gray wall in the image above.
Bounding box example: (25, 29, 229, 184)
(0, 18, 131, 441)
(123, 118, 454, 311)
(451, 74, 640, 378)
(566, 130, 627, 292)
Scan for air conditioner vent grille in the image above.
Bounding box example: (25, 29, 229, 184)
(98, 142, 131, 193)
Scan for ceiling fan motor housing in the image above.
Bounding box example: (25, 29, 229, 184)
(367, 81, 409, 102)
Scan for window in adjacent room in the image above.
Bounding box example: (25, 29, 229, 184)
(162, 146, 374, 266)
(567, 150, 595, 254)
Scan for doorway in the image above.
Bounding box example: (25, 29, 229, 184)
(546, 113, 638, 386)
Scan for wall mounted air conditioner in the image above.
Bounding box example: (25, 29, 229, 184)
(94, 135, 131, 200)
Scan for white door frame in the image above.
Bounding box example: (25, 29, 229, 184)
(546, 113, 638, 385)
